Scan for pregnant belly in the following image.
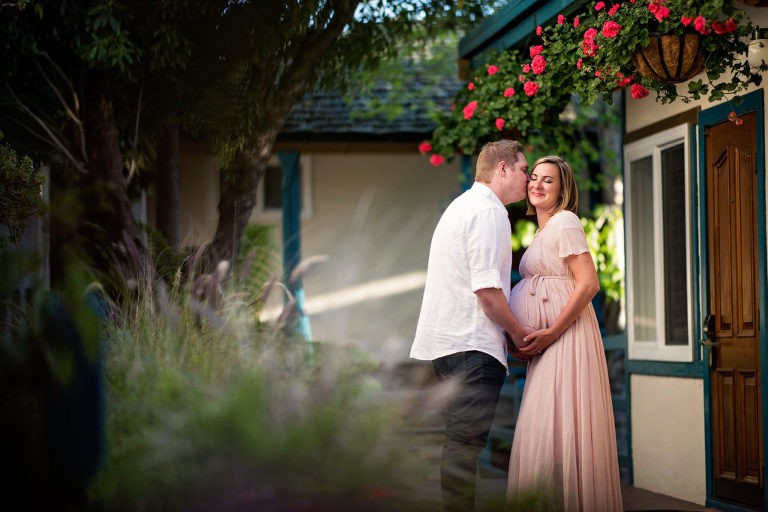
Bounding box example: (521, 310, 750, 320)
(509, 276, 574, 330)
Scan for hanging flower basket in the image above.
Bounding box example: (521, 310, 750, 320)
(632, 33, 705, 84)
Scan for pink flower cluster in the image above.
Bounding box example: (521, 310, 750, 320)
(631, 83, 649, 99)
(729, 112, 744, 125)
(648, 1, 670, 22)
(524, 81, 539, 96)
(496, 118, 505, 130)
(602, 21, 621, 38)
(463, 101, 478, 120)
(488, 65, 500, 75)
(532, 54, 547, 74)
(582, 27, 599, 56)
(430, 154, 444, 166)
(418, 142, 432, 154)
(616, 72, 633, 87)
(504, 87, 515, 97)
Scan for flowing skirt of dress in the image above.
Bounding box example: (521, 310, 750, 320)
(507, 276, 623, 512)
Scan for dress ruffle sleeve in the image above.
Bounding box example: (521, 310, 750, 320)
(556, 212, 589, 258)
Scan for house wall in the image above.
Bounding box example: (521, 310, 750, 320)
(253, 153, 463, 365)
(630, 374, 706, 504)
(624, 6, 768, 504)
(177, 148, 221, 248)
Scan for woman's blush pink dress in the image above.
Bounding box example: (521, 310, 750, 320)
(507, 210, 622, 512)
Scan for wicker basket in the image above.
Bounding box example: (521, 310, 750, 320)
(632, 33, 705, 84)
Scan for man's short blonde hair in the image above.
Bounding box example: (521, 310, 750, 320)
(526, 155, 579, 215)
(475, 139, 524, 183)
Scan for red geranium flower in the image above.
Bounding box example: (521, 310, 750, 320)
(467, 82, 475, 91)
(488, 65, 500, 75)
(574, 16, 580, 28)
(602, 21, 621, 38)
(523, 63, 531, 73)
(582, 28, 599, 56)
(524, 81, 539, 96)
(419, 142, 432, 154)
(496, 118, 505, 131)
(430, 154, 445, 166)
(631, 83, 650, 99)
(595, 1, 605, 11)
(530, 45, 544, 57)
(463, 101, 478, 119)
(681, 16, 692, 26)
(694, 16, 711, 35)
(504, 87, 515, 97)
(557, 14, 565, 24)
(532, 55, 547, 74)
(536, 25, 542, 36)
(577, 58, 583, 70)
(608, 4, 620, 16)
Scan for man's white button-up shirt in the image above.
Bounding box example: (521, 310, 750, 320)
(411, 182, 512, 369)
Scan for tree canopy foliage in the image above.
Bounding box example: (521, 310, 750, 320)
(1, 0, 503, 287)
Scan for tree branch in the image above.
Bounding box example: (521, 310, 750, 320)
(125, 80, 143, 185)
(36, 52, 88, 164)
(7, 85, 87, 174)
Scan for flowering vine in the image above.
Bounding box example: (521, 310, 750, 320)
(420, 0, 765, 164)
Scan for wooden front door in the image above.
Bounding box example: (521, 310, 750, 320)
(705, 111, 763, 509)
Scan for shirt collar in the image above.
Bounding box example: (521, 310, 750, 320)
(471, 181, 505, 209)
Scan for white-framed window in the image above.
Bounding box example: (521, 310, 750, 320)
(624, 124, 694, 362)
(254, 154, 313, 219)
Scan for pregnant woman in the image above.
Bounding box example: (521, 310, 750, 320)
(507, 155, 622, 511)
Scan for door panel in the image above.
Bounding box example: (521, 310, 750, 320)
(705, 111, 763, 509)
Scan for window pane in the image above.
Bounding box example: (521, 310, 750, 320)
(264, 164, 283, 209)
(661, 144, 689, 345)
(629, 156, 656, 341)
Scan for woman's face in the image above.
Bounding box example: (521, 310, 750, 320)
(528, 162, 562, 213)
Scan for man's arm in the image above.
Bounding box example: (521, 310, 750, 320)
(475, 287, 532, 347)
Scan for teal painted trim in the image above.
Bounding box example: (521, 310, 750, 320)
(602, 333, 626, 351)
(695, 110, 714, 502)
(461, 154, 473, 191)
(278, 151, 313, 346)
(626, 360, 706, 378)
(460, 0, 540, 58)
(461, 0, 586, 61)
(697, 88, 765, 507)
(611, 396, 626, 412)
(688, 123, 703, 365)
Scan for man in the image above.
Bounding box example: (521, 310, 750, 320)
(411, 140, 531, 512)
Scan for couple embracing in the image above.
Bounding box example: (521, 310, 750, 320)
(411, 140, 622, 512)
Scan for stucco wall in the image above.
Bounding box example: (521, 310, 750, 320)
(631, 374, 706, 504)
(178, 149, 221, 248)
(253, 152, 463, 364)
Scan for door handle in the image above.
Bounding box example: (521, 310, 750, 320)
(703, 313, 715, 338)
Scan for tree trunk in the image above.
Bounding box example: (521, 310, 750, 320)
(155, 119, 182, 250)
(211, 138, 273, 266)
(82, 73, 147, 278)
(210, 0, 358, 268)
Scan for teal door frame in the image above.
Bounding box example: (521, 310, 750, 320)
(278, 151, 313, 349)
(696, 89, 767, 511)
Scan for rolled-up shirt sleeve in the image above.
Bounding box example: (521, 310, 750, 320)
(466, 207, 504, 292)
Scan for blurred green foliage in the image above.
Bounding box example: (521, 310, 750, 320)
(0, 131, 46, 248)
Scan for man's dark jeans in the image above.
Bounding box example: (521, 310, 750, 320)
(432, 350, 506, 512)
